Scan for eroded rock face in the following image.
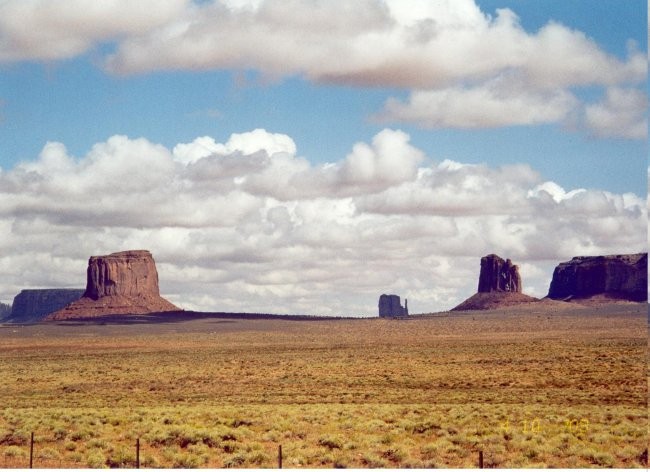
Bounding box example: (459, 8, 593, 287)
(7, 289, 84, 323)
(378, 294, 408, 317)
(478, 254, 522, 293)
(452, 254, 532, 311)
(0, 302, 11, 320)
(47, 250, 179, 320)
(547, 253, 647, 302)
(85, 250, 161, 299)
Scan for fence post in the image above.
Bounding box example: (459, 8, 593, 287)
(278, 445, 282, 469)
(136, 437, 140, 469)
(478, 450, 483, 469)
(29, 432, 34, 469)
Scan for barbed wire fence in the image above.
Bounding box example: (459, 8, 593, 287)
(2, 430, 648, 469)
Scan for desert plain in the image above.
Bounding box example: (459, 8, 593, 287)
(0, 302, 647, 468)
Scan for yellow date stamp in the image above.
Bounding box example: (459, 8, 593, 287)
(496, 417, 589, 436)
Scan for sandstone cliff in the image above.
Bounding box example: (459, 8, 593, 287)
(0, 302, 12, 320)
(452, 254, 537, 311)
(478, 254, 522, 293)
(5, 289, 84, 323)
(547, 253, 647, 302)
(47, 250, 179, 320)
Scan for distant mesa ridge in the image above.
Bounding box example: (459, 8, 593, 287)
(378, 294, 408, 317)
(47, 250, 179, 320)
(547, 253, 647, 302)
(0, 302, 10, 320)
(8, 289, 85, 323)
(5, 250, 647, 322)
(454, 252, 647, 312)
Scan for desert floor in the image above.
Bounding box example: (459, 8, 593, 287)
(0, 302, 647, 468)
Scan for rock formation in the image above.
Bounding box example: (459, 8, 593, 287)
(378, 294, 408, 317)
(547, 253, 647, 302)
(452, 254, 537, 311)
(47, 250, 179, 320)
(6, 289, 84, 322)
(452, 291, 539, 311)
(478, 254, 522, 293)
(0, 302, 12, 320)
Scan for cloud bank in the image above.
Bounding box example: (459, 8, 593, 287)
(0, 0, 645, 138)
(0, 129, 645, 315)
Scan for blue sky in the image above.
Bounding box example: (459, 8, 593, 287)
(0, 1, 647, 314)
(1, 0, 646, 193)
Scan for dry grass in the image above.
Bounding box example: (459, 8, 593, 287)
(0, 303, 646, 468)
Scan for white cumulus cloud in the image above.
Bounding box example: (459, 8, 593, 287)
(378, 80, 579, 128)
(341, 129, 424, 186)
(100, 0, 644, 90)
(0, 0, 645, 137)
(173, 129, 297, 164)
(0, 129, 645, 315)
(584, 87, 648, 140)
(0, 0, 189, 62)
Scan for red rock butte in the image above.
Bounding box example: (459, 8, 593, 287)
(547, 253, 647, 302)
(47, 250, 179, 320)
(452, 254, 538, 311)
(478, 254, 522, 293)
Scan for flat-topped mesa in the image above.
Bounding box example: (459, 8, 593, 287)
(8, 289, 85, 323)
(378, 294, 408, 317)
(47, 250, 179, 320)
(547, 253, 647, 302)
(85, 250, 161, 299)
(478, 254, 522, 293)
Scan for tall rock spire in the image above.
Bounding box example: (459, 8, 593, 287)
(478, 254, 522, 293)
